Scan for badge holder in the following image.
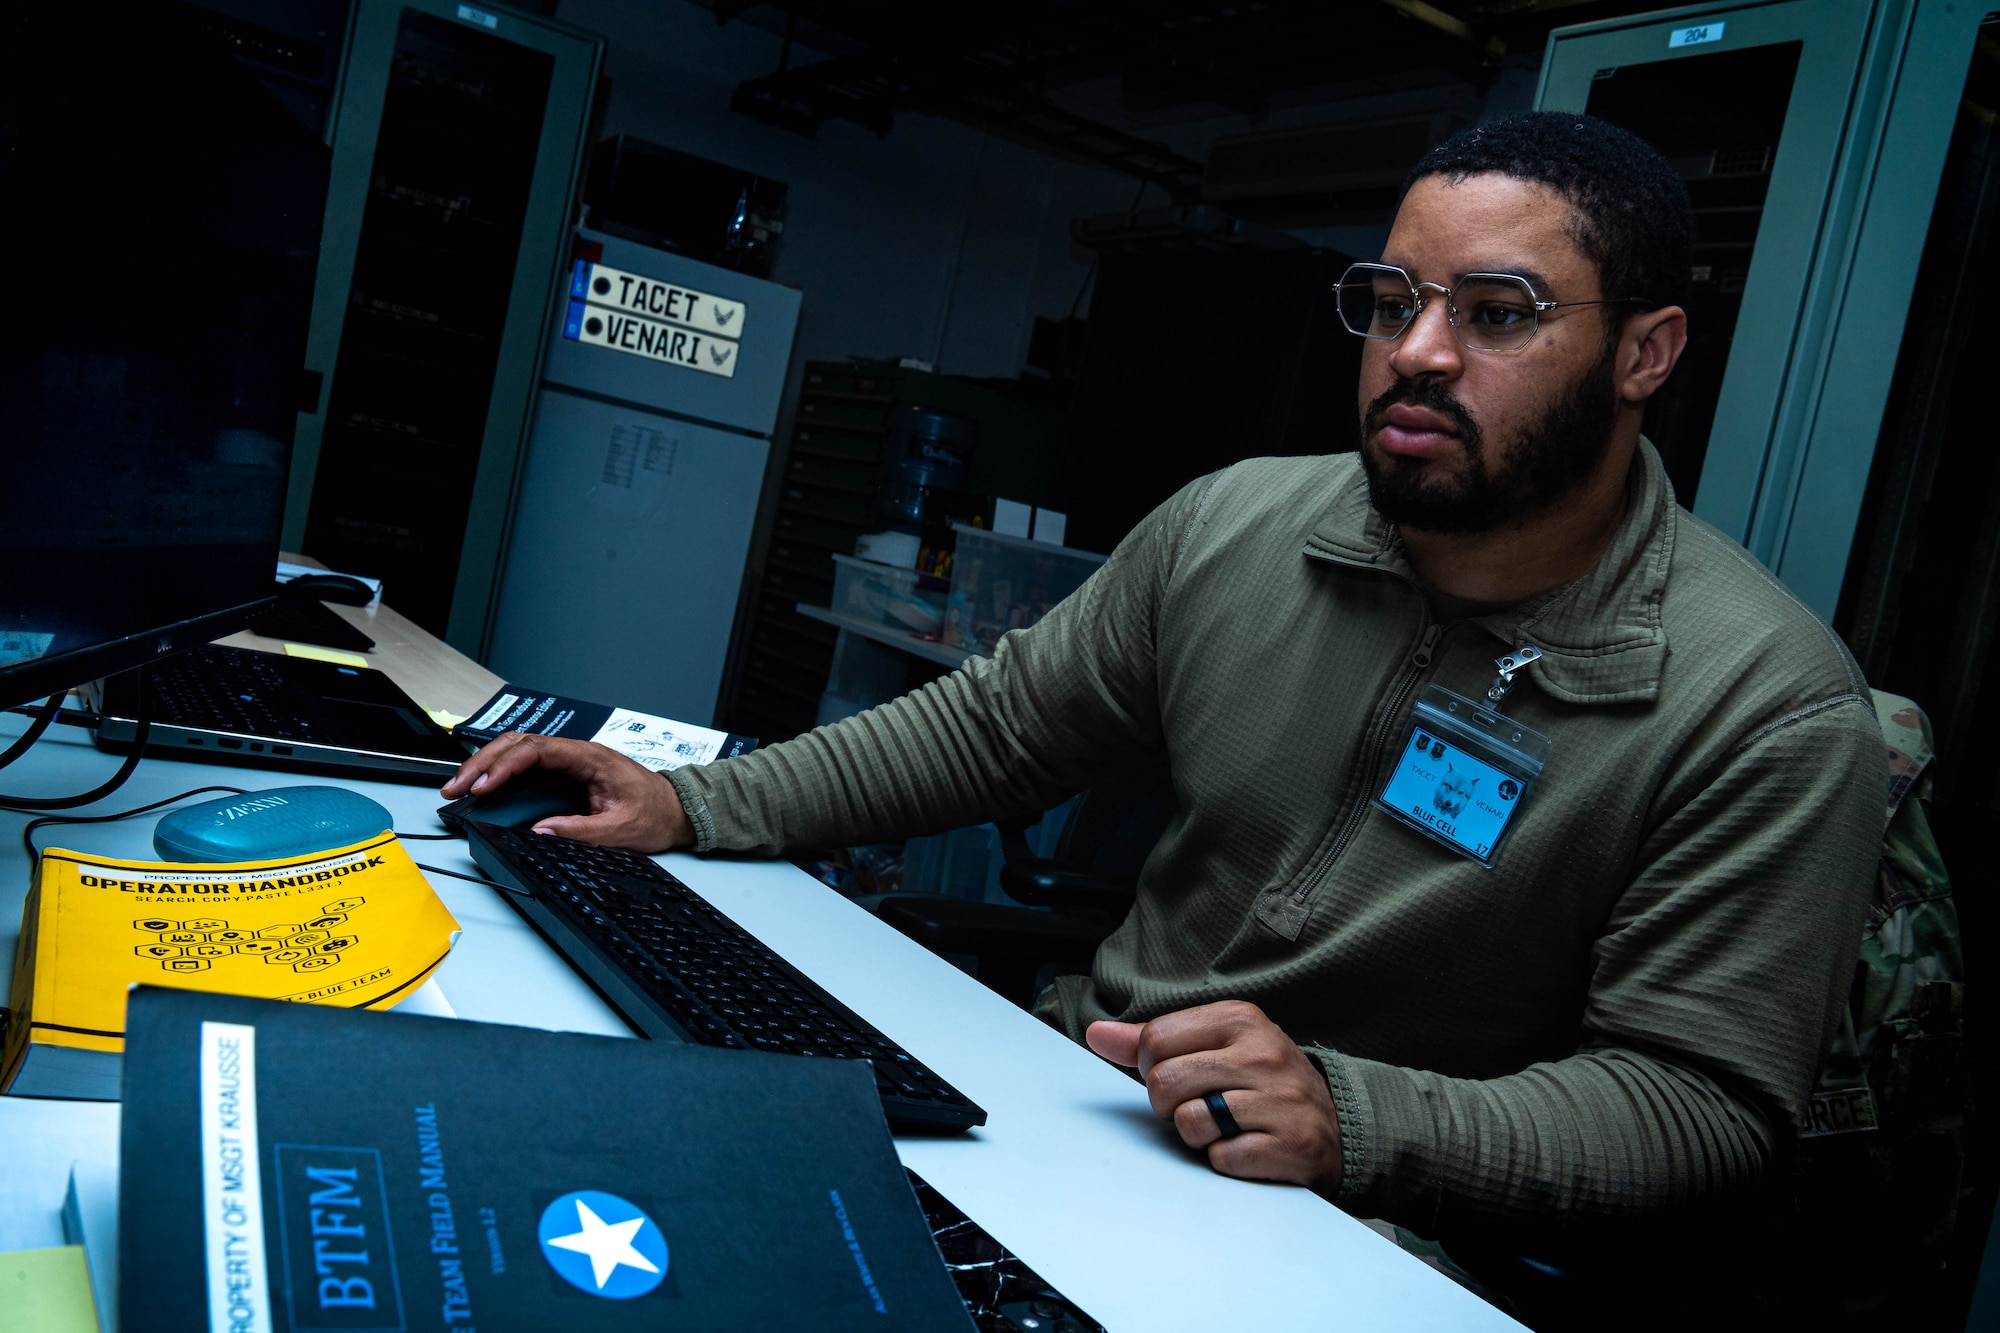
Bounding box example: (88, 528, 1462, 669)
(1375, 646, 1552, 865)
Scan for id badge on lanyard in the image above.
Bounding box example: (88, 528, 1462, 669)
(1376, 646, 1552, 865)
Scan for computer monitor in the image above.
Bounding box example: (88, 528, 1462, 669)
(0, 0, 331, 713)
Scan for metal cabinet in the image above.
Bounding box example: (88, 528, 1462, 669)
(282, 0, 602, 653)
(484, 232, 802, 726)
(1537, 0, 1986, 618)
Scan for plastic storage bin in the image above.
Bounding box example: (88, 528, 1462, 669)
(830, 553, 949, 635)
(943, 524, 1107, 654)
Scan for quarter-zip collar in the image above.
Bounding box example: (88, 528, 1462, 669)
(1302, 439, 1677, 706)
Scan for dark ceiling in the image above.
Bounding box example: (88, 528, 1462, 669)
(705, 0, 1673, 200)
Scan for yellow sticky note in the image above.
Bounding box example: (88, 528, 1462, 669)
(284, 642, 370, 669)
(420, 700, 470, 732)
(0, 1246, 99, 1333)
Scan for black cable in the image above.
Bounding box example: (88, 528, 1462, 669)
(22, 800, 461, 870)
(0, 693, 63, 772)
(5, 704, 101, 727)
(0, 674, 151, 811)
(1067, 261, 1099, 321)
(414, 861, 514, 893)
(393, 830, 457, 840)
(20, 783, 248, 867)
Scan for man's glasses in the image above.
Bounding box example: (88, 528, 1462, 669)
(1335, 262, 1650, 353)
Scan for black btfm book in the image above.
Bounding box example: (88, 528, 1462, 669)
(454, 685, 756, 773)
(119, 987, 976, 1332)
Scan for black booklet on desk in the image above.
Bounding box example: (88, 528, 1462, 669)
(119, 987, 975, 1332)
(456, 684, 756, 772)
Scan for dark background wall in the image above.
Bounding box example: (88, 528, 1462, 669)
(1056, 246, 1362, 554)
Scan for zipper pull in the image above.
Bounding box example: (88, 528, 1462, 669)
(1410, 623, 1443, 669)
(1486, 644, 1544, 704)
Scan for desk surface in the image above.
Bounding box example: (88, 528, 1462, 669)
(212, 553, 505, 719)
(0, 635, 1518, 1330)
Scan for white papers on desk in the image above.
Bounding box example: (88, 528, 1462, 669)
(590, 708, 731, 772)
(457, 684, 757, 772)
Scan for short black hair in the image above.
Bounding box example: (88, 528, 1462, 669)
(1404, 111, 1695, 315)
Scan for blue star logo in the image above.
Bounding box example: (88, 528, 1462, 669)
(537, 1190, 668, 1299)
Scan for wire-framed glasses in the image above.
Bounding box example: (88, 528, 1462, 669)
(1335, 262, 1649, 353)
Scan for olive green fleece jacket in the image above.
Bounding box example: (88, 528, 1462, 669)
(668, 441, 1883, 1230)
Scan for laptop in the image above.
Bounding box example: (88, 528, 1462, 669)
(88, 643, 470, 781)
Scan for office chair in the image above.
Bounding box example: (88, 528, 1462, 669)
(870, 754, 1176, 1008)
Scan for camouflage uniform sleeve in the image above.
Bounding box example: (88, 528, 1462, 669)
(1809, 691, 1962, 1130)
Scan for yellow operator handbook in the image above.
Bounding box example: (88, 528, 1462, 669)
(3, 832, 460, 1100)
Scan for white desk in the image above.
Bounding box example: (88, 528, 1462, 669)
(0, 710, 1517, 1330)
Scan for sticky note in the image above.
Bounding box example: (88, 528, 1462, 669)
(423, 706, 470, 730)
(284, 643, 370, 669)
(0, 1246, 100, 1333)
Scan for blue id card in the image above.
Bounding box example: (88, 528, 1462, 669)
(1376, 684, 1551, 864)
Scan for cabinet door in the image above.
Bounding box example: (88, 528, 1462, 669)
(1540, 2, 1870, 519)
(1537, 1, 1979, 616)
(486, 391, 771, 725)
(286, 0, 601, 652)
(543, 230, 804, 437)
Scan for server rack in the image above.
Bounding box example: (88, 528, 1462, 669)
(1537, 0, 1986, 619)
(484, 230, 802, 728)
(281, 0, 602, 654)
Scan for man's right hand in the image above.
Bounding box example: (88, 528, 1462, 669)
(439, 732, 693, 853)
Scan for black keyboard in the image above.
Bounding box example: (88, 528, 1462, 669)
(148, 644, 321, 741)
(464, 821, 987, 1133)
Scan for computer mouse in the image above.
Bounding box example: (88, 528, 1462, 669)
(154, 785, 394, 861)
(281, 573, 374, 606)
(437, 767, 590, 833)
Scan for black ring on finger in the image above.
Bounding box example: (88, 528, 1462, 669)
(1204, 1090, 1243, 1139)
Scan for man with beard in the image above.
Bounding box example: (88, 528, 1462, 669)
(445, 115, 1881, 1303)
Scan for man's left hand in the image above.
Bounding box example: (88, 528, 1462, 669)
(1086, 1001, 1343, 1196)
